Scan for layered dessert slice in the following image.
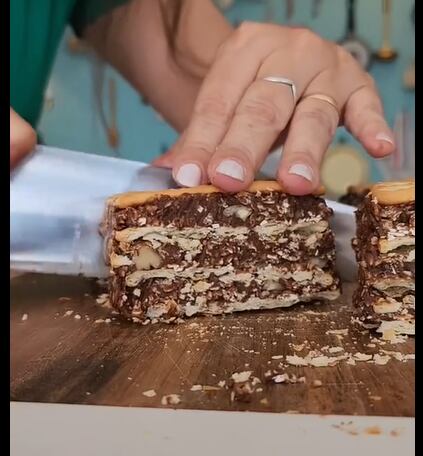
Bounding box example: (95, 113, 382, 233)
(352, 180, 415, 334)
(102, 181, 341, 322)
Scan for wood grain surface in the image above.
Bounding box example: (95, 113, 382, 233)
(10, 274, 415, 416)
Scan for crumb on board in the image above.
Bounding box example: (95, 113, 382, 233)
(21, 313, 28, 321)
(64, 310, 74, 317)
(142, 389, 156, 397)
(190, 384, 202, 392)
(74, 314, 82, 320)
(231, 371, 252, 383)
(161, 394, 181, 406)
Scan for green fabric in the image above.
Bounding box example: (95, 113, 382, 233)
(10, 0, 129, 127)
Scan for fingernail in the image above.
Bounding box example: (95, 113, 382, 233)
(175, 163, 202, 187)
(216, 159, 245, 181)
(288, 163, 313, 182)
(375, 133, 394, 145)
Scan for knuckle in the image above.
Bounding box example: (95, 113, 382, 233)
(237, 97, 284, 129)
(194, 94, 232, 124)
(294, 27, 322, 49)
(227, 21, 261, 50)
(296, 107, 337, 136)
(291, 28, 334, 64)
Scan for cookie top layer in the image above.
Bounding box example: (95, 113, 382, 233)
(371, 179, 415, 205)
(109, 181, 325, 209)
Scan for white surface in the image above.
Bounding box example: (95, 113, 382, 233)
(11, 402, 414, 456)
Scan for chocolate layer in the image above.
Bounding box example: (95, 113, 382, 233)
(111, 229, 336, 271)
(353, 286, 414, 328)
(110, 271, 341, 320)
(111, 192, 332, 230)
(355, 195, 415, 240)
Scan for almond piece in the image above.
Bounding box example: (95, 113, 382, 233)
(133, 245, 162, 270)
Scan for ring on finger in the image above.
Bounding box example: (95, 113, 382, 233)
(262, 76, 297, 104)
(299, 93, 340, 117)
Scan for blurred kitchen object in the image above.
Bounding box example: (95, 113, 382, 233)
(403, 3, 415, 90)
(339, 0, 372, 69)
(107, 78, 120, 151)
(376, 110, 415, 181)
(43, 81, 55, 112)
(374, 0, 397, 62)
(285, 0, 294, 22)
(403, 60, 415, 90)
(321, 140, 369, 199)
(215, 0, 235, 10)
(311, 0, 323, 19)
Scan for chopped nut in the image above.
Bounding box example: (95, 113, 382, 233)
(110, 253, 133, 268)
(312, 379, 323, 387)
(133, 245, 162, 270)
(223, 205, 252, 221)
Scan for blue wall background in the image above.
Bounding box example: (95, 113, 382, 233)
(38, 0, 415, 181)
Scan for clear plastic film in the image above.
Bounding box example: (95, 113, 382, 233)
(10, 146, 175, 278)
(10, 146, 357, 280)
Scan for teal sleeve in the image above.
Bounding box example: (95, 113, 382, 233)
(71, 0, 131, 36)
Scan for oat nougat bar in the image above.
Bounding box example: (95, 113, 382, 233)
(352, 180, 415, 334)
(102, 181, 341, 322)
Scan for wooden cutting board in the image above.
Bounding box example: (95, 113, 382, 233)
(10, 274, 414, 417)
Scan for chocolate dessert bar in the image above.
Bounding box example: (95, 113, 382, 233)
(102, 181, 341, 322)
(352, 180, 415, 334)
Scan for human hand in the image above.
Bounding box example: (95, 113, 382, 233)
(10, 108, 36, 170)
(154, 23, 394, 195)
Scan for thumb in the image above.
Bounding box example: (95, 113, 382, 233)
(10, 108, 37, 170)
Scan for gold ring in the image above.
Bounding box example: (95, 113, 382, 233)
(300, 94, 339, 115)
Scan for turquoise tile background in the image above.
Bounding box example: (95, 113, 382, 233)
(38, 0, 415, 181)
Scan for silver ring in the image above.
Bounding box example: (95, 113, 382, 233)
(262, 76, 297, 102)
